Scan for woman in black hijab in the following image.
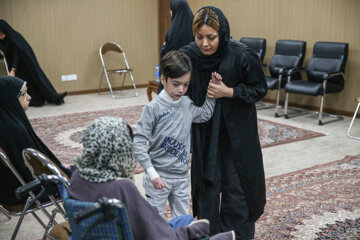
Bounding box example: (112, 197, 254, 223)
(180, 7, 267, 239)
(0, 76, 70, 205)
(157, 0, 194, 93)
(0, 20, 66, 106)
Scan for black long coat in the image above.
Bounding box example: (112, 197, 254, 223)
(181, 6, 267, 222)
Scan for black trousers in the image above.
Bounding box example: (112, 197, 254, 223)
(197, 130, 255, 239)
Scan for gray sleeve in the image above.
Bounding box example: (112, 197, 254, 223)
(133, 105, 155, 170)
(190, 96, 216, 123)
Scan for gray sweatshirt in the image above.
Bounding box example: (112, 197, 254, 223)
(134, 90, 216, 179)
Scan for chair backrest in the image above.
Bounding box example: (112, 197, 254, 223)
(0, 147, 27, 186)
(306, 42, 348, 85)
(58, 184, 134, 240)
(269, 40, 306, 79)
(99, 41, 131, 70)
(22, 148, 70, 184)
(239, 37, 266, 63)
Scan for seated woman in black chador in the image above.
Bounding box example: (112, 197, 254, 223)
(0, 76, 71, 205)
(0, 19, 66, 106)
(157, 0, 194, 93)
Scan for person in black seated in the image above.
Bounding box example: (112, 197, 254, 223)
(68, 117, 234, 240)
(0, 19, 66, 106)
(0, 76, 71, 205)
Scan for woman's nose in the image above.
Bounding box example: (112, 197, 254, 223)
(202, 38, 209, 47)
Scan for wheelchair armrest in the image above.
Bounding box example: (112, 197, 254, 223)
(323, 72, 344, 80)
(73, 202, 102, 224)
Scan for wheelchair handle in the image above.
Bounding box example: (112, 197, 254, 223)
(15, 174, 62, 199)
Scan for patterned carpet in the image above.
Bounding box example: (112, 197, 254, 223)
(256, 154, 360, 239)
(29, 106, 359, 239)
(30, 105, 324, 165)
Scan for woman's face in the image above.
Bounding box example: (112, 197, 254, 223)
(195, 24, 219, 56)
(0, 32, 6, 40)
(18, 83, 31, 111)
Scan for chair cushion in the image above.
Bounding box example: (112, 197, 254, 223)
(285, 80, 323, 96)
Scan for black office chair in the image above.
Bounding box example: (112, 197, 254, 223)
(239, 37, 266, 63)
(284, 42, 349, 125)
(264, 40, 306, 116)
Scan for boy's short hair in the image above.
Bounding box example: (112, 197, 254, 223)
(160, 51, 192, 81)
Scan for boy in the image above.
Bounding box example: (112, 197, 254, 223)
(134, 50, 222, 219)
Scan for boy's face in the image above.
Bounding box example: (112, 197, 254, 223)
(161, 72, 191, 101)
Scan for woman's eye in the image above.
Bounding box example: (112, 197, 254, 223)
(196, 36, 203, 40)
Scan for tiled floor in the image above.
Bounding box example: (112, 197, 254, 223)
(1, 87, 359, 239)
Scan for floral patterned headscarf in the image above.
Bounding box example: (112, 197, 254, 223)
(75, 117, 135, 182)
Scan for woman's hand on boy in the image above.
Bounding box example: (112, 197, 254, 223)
(207, 80, 233, 99)
(152, 177, 166, 189)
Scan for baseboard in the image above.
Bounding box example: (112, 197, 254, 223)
(67, 84, 148, 96)
(261, 97, 357, 118)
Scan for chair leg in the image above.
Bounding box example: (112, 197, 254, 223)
(129, 72, 139, 96)
(318, 96, 324, 125)
(311, 95, 344, 125)
(11, 197, 47, 240)
(42, 208, 59, 240)
(284, 92, 289, 118)
(49, 195, 67, 220)
(120, 72, 126, 88)
(0, 205, 12, 219)
(104, 71, 116, 99)
(98, 71, 104, 94)
(274, 89, 282, 117)
(347, 101, 360, 140)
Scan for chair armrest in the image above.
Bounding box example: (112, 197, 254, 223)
(286, 67, 305, 76)
(323, 72, 344, 80)
(279, 66, 299, 75)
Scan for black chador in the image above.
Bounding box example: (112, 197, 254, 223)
(0, 76, 71, 204)
(0, 20, 66, 106)
(180, 6, 267, 238)
(158, 0, 194, 93)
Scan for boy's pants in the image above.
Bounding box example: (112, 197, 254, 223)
(143, 173, 190, 219)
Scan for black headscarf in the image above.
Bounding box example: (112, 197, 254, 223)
(0, 76, 70, 204)
(0, 20, 66, 106)
(181, 6, 230, 70)
(157, 0, 194, 93)
(180, 6, 267, 222)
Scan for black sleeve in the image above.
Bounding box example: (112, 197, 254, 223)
(232, 49, 268, 103)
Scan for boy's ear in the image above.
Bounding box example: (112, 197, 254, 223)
(160, 74, 166, 85)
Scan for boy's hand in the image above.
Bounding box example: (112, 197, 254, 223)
(152, 177, 166, 189)
(210, 72, 222, 84)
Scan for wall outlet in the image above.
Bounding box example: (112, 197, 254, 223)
(61, 74, 77, 81)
